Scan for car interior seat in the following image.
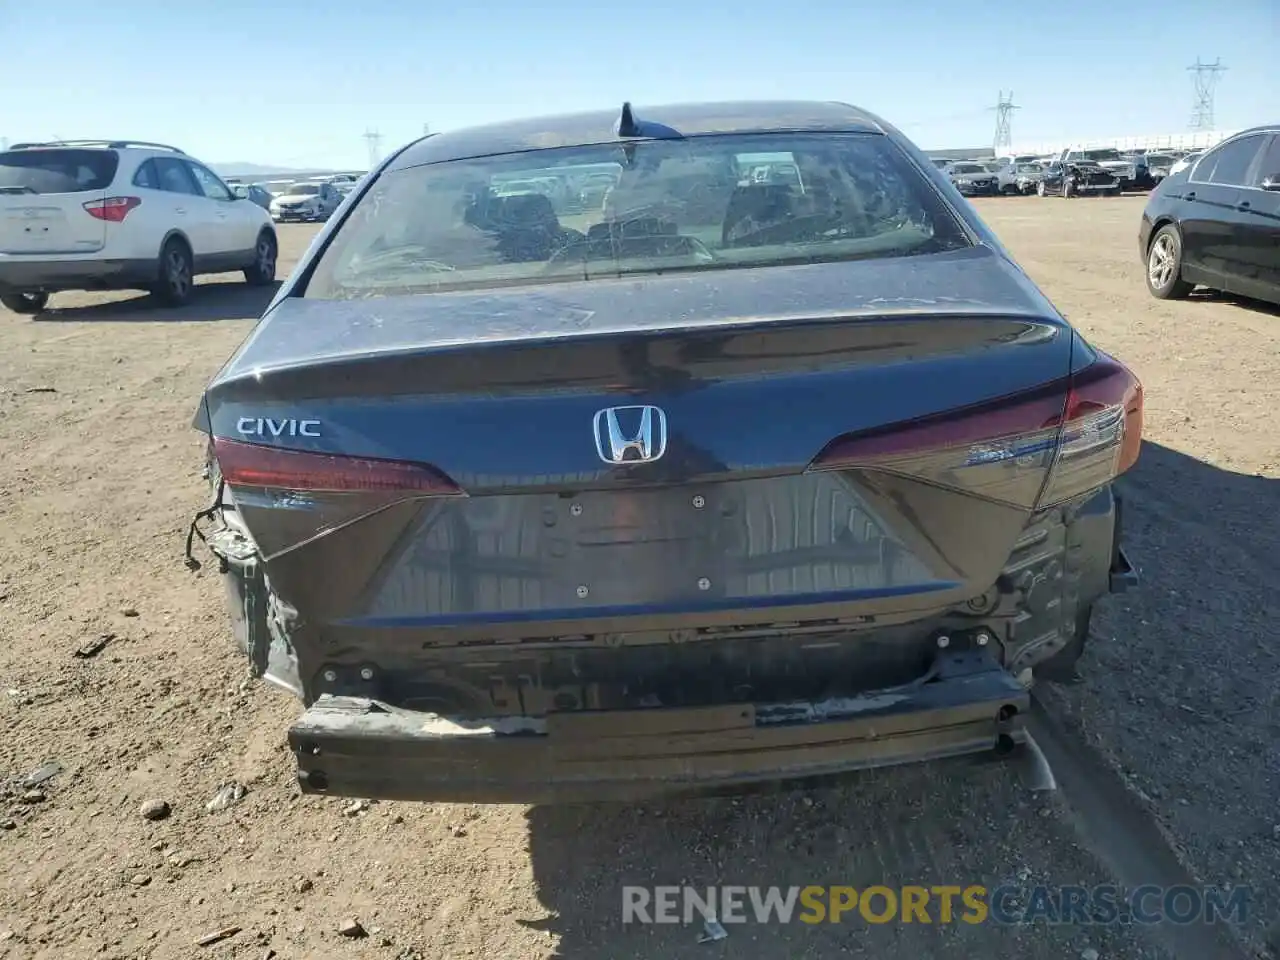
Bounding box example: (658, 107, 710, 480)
(721, 184, 799, 248)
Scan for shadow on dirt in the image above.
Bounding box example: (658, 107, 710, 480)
(29, 279, 279, 323)
(1054, 442, 1279, 956)
(520, 442, 1274, 959)
(1185, 288, 1280, 317)
(1116, 440, 1279, 592)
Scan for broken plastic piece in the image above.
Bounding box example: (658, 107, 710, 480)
(697, 919, 728, 943)
(205, 781, 248, 813)
(73, 634, 115, 659)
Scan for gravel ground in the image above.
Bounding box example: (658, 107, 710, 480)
(0, 198, 1276, 960)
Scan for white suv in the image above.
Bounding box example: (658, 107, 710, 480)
(0, 140, 277, 314)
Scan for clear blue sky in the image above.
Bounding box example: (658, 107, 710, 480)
(3, 0, 1275, 169)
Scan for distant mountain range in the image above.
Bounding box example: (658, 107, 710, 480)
(211, 162, 365, 180)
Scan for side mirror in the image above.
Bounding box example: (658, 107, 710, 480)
(1261, 175, 1280, 192)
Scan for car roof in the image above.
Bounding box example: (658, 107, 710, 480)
(387, 101, 888, 170)
(1227, 124, 1280, 138)
(5, 139, 187, 155)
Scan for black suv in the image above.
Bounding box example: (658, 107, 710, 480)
(1036, 159, 1121, 197)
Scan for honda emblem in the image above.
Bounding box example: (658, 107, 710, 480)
(592, 405, 667, 464)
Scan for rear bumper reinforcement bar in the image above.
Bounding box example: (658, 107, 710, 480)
(288, 649, 1029, 804)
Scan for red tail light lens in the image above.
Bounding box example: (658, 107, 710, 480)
(83, 196, 141, 222)
(1037, 353, 1142, 506)
(213, 437, 464, 495)
(810, 353, 1142, 510)
(811, 381, 1071, 466)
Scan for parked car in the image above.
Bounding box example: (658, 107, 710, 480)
(232, 183, 274, 210)
(269, 182, 343, 222)
(944, 161, 1000, 196)
(0, 139, 276, 314)
(1012, 162, 1047, 194)
(1140, 124, 1280, 306)
(1168, 151, 1201, 177)
(1037, 159, 1122, 197)
(189, 100, 1142, 804)
(1142, 154, 1176, 185)
(989, 162, 1018, 195)
(1060, 148, 1154, 191)
(990, 160, 1045, 195)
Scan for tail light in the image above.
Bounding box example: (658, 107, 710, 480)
(83, 196, 141, 222)
(1037, 353, 1142, 506)
(810, 353, 1142, 510)
(212, 437, 464, 496)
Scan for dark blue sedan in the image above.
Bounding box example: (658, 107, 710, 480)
(190, 100, 1143, 804)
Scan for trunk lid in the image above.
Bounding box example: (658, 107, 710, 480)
(203, 247, 1080, 642)
(0, 148, 116, 254)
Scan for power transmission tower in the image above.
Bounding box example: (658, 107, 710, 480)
(1187, 58, 1227, 130)
(363, 129, 383, 168)
(991, 91, 1020, 152)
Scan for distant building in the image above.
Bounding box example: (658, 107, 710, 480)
(1007, 129, 1236, 157)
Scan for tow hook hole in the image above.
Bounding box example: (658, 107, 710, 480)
(304, 769, 329, 791)
(997, 704, 1019, 723)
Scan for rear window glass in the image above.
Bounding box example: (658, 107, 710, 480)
(304, 133, 970, 299)
(0, 149, 119, 194)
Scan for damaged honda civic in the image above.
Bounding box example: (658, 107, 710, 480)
(188, 101, 1142, 804)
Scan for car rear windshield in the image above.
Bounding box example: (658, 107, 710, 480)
(288, 184, 320, 195)
(0, 148, 119, 195)
(303, 133, 971, 299)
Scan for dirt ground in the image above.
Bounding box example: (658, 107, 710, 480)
(1, 197, 1277, 960)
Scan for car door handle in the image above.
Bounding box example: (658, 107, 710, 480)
(1237, 200, 1251, 211)
(174, 207, 187, 215)
(1184, 191, 1196, 201)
